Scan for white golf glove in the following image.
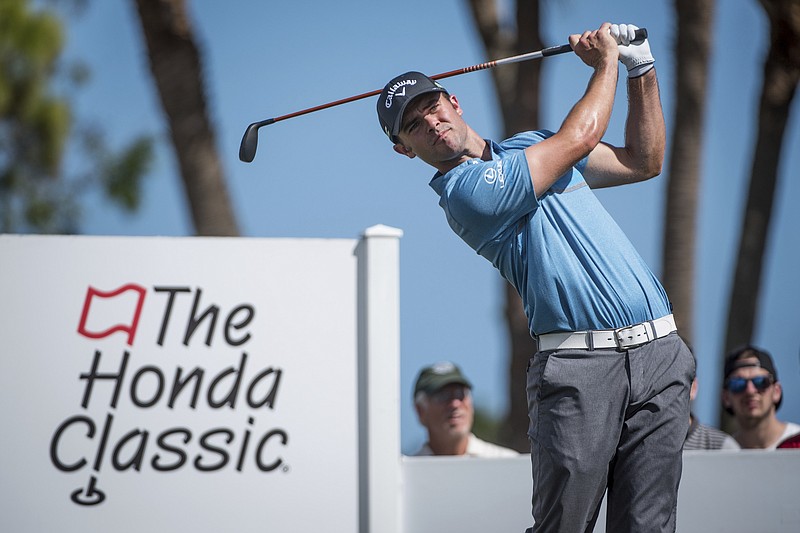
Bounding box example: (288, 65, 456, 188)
(610, 23, 654, 78)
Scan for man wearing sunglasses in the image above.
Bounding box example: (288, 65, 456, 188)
(721, 345, 800, 449)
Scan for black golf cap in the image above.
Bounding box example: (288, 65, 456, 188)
(413, 361, 471, 397)
(377, 71, 448, 143)
(724, 345, 778, 381)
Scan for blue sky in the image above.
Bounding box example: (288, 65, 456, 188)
(61, 0, 799, 453)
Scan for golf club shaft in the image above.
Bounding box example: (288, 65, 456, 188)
(240, 28, 647, 162)
(254, 45, 570, 126)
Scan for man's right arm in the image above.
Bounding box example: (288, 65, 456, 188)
(524, 23, 619, 198)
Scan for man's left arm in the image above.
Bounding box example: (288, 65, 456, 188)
(583, 24, 666, 188)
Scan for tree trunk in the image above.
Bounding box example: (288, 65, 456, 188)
(662, 0, 715, 348)
(721, 0, 799, 429)
(467, 0, 541, 453)
(132, 0, 239, 236)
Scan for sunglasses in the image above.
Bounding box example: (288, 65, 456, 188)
(725, 375, 775, 394)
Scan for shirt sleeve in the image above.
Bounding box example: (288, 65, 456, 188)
(503, 129, 589, 177)
(444, 149, 538, 250)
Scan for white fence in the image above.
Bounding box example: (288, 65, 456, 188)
(402, 451, 800, 533)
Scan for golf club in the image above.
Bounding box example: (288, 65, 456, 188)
(239, 28, 647, 163)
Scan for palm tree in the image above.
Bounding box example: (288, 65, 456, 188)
(467, 0, 543, 452)
(662, 0, 715, 347)
(721, 0, 799, 428)
(132, 0, 239, 236)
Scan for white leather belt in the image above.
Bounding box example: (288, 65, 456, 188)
(536, 314, 677, 351)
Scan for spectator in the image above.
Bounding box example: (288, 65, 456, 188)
(412, 361, 518, 457)
(684, 376, 736, 450)
(721, 345, 800, 450)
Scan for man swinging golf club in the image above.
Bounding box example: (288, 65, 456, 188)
(378, 22, 694, 533)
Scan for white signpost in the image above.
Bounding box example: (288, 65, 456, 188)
(0, 229, 402, 533)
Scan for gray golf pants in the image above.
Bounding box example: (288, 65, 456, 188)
(524, 333, 694, 533)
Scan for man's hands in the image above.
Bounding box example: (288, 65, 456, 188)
(610, 23, 654, 78)
(569, 22, 619, 71)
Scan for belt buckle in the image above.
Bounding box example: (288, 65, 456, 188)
(614, 323, 650, 350)
(613, 327, 626, 350)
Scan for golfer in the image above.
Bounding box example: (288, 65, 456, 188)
(377, 23, 694, 533)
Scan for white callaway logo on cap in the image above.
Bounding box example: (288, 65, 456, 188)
(384, 79, 417, 108)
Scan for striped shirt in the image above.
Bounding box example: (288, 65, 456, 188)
(684, 416, 731, 450)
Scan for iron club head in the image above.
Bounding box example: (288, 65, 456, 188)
(239, 119, 274, 162)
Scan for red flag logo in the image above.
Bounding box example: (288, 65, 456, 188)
(77, 284, 146, 346)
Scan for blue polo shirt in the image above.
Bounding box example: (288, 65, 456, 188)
(429, 130, 671, 336)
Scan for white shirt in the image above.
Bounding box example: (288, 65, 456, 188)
(413, 433, 520, 457)
(720, 421, 800, 450)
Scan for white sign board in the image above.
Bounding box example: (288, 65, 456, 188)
(0, 235, 359, 532)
